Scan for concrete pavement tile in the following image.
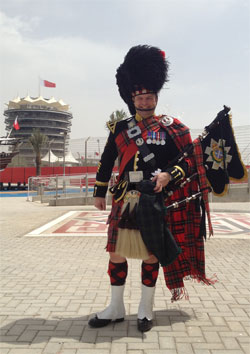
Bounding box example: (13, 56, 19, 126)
(192, 343, 224, 350)
(76, 350, 109, 354)
(16, 330, 38, 342)
(0, 336, 19, 342)
(176, 337, 205, 343)
(79, 329, 97, 343)
(176, 343, 194, 353)
(200, 326, 229, 332)
(42, 342, 62, 353)
(67, 326, 84, 337)
(159, 336, 175, 349)
(94, 329, 127, 337)
(95, 341, 111, 349)
(8, 350, 42, 354)
(187, 326, 203, 336)
(204, 332, 222, 343)
(209, 316, 227, 326)
(127, 342, 159, 350)
(210, 351, 245, 354)
(110, 342, 127, 354)
(6, 325, 26, 336)
(142, 331, 158, 343)
(221, 337, 241, 349)
(219, 331, 248, 337)
(144, 350, 177, 354)
(158, 331, 188, 337)
(227, 321, 245, 332)
(239, 343, 250, 353)
(112, 336, 142, 343)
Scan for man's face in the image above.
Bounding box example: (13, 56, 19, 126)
(133, 93, 157, 118)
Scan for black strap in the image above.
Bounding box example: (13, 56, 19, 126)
(127, 117, 157, 171)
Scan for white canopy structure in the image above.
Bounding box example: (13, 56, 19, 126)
(42, 150, 79, 165)
(61, 151, 79, 164)
(41, 150, 60, 163)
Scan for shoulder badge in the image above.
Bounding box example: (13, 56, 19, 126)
(160, 115, 174, 127)
(107, 121, 117, 134)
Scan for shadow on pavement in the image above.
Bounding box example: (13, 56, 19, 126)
(0, 309, 191, 345)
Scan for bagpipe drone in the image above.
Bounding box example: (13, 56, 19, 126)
(165, 105, 248, 211)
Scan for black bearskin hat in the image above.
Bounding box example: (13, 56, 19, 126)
(116, 45, 169, 115)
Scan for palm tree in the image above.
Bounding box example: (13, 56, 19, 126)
(106, 109, 128, 130)
(29, 129, 48, 176)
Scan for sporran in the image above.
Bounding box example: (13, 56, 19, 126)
(115, 190, 149, 260)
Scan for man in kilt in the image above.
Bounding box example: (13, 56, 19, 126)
(88, 45, 214, 332)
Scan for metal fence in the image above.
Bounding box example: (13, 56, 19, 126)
(27, 173, 117, 203)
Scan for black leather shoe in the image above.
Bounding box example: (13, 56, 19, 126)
(88, 315, 124, 328)
(137, 318, 153, 332)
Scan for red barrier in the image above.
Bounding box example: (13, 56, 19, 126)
(0, 168, 12, 183)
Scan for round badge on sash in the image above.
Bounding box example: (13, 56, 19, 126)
(161, 116, 173, 126)
(136, 137, 144, 146)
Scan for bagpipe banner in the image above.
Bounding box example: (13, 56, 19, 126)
(194, 106, 248, 196)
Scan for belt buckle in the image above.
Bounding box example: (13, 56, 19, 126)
(129, 171, 143, 183)
(127, 125, 142, 139)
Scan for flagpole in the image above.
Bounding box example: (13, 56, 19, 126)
(7, 126, 13, 138)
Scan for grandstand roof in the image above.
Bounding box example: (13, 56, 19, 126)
(6, 96, 70, 111)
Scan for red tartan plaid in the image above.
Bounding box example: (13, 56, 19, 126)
(193, 138, 213, 236)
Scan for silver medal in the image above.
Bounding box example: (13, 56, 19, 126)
(147, 138, 152, 144)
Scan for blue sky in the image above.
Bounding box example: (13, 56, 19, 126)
(0, 0, 249, 138)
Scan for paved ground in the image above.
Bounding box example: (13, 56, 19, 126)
(0, 197, 250, 354)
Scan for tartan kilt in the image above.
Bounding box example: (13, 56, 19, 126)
(163, 180, 207, 293)
(106, 180, 210, 298)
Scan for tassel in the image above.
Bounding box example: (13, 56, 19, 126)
(115, 229, 149, 260)
(116, 190, 149, 260)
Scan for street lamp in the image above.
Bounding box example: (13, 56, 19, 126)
(97, 138, 100, 156)
(48, 138, 55, 167)
(85, 136, 90, 168)
(60, 131, 67, 176)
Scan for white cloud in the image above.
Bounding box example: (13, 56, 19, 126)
(0, 0, 249, 139)
(0, 11, 126, 137)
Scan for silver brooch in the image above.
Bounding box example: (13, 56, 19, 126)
(161, 116, 173, 126)
(135, 137, 144, 146)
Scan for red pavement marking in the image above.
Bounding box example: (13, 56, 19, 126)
(53, 211, 109, 234)
(49, 211, 250, 236)
(54, 219, 108, 233)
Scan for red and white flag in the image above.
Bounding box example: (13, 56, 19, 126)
(40, 79, 56, 88)
(13, 117, 20, 130)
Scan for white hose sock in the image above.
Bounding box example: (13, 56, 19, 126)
(138, 284, 155, 320)
(97, 285, 125, 320)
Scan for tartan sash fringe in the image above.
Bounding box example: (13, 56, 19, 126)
(170, 273, 217, 302)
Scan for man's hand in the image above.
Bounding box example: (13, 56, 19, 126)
(94, 197, 106, 210)
(152, 172, 171, 193)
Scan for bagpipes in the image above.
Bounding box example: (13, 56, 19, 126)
(164, 105, 248, 211)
